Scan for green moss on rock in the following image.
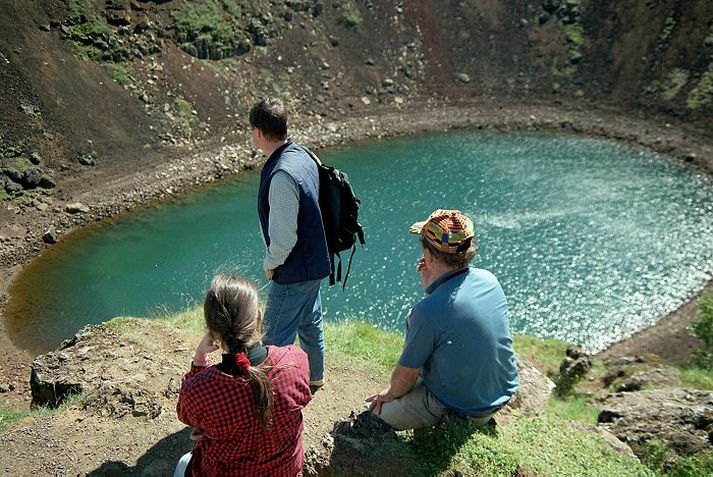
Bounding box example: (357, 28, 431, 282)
(687, 63, 713, 109)
(340, 2, 362, 27)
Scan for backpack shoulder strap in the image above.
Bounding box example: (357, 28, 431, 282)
(301, 145, 323, 167)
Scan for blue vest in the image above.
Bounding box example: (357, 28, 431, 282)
(257, 141, 330, 284)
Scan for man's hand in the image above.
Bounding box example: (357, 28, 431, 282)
(365, 388, 394, 415)
(366, 366, 420, 414)
(193, 332, 219, 366)
(417, 256, 432, 289)
(264, 268, 274, 281)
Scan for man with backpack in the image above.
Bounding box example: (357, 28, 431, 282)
(250, 98, 330, 390)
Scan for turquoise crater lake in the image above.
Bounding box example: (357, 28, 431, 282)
(6, 132, 713, 353)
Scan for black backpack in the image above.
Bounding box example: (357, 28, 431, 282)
(303, 146, 365, 289)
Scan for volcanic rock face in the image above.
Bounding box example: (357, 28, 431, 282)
(598, 388, 713, 455)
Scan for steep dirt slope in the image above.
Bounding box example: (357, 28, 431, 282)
(1, 0, 711, 202)
(0, 0, 156, 177)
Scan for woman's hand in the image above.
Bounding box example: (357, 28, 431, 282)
(193, 332, 219, 366)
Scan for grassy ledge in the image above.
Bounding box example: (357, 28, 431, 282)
(102, 310, 649, 475)
(10, 304, 713, 475)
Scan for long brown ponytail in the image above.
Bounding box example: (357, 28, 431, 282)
(203, 274, 273, 429)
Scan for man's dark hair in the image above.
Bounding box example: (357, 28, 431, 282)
(249, 98, 288, 141)
(421, 237, 478, 269)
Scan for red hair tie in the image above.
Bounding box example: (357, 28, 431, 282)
(235, 353, 251, 375)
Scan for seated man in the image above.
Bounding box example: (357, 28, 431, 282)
(367, 209, 520, 430)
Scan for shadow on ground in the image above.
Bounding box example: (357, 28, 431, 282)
(87, 427, 192, 476)
(311, 411, 487, 476)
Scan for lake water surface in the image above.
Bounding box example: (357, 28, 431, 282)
(6, 132, 713, 353)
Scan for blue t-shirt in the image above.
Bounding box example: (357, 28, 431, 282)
(399, 267, 520, 416)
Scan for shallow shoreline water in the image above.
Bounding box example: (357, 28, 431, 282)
(1, 97, 712, 397)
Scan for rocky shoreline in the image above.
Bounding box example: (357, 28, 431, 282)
(1, 97, 712, 405)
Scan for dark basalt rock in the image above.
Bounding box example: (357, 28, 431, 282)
(39, 174, 56, 189)
(21, 168, 44, 189)
(2, 167, 22, 183)
(598, 388, 713, 456)
(42, 226, 58, 244)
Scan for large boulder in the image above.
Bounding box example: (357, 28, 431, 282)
(598, 388, 713, 455)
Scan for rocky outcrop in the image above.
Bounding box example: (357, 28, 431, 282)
(305, 411, 414, 477)
(500, 355, 556, 419)
(598, 388, 713, 454)
(30, 324, 186, 420)
(554, 345, 592, 397)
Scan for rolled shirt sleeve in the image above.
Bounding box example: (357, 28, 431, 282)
(264, 170, 300, 271)
(398, 306, 436, 369)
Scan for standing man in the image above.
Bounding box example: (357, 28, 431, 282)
(367, 209, 519, 430)
(250, 98, 330, 390)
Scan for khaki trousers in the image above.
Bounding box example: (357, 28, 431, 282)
(375, 380, 496, 431)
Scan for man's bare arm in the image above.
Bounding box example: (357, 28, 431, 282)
(366, 365, 420, 413)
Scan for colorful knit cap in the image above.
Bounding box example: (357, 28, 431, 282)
(409, 209, 474, 254)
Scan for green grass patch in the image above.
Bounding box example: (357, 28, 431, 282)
(564, 24, 585, 47)
(220, 0, 244, 19)
(68, 0, 96, 19)
(161, 306, 205, 334)
(340, 2, 363, 27)
(0, 392, 88, 432)
(513, 334, 567, 377)
(66, 13, 113, 61)
(102, 317, 169, 352)
(0, 407, 30, 431)
(680, 296, 713, 387)
(104, 307, 206, 340)
(172, 96, 199, 132)
(641, 439, 713, 476)
(324, 322, 403, 371)
(545, 395, 600, 425)
(219, 0, 269, 19)
(172, 0, 235, 43)
(680, 365, 713, 390)
(401, 414, 650, 476)
(103, 62, 132, 86)
(687, 63, 713, 110)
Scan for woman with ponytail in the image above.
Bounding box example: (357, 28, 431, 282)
(175, 274, 311, 476)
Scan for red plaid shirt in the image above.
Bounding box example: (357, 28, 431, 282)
(177, 345, 311, 476)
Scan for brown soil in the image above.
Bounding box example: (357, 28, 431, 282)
(0, 321, 388, 476)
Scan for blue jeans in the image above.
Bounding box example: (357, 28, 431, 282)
(263, 279, 324, 383)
